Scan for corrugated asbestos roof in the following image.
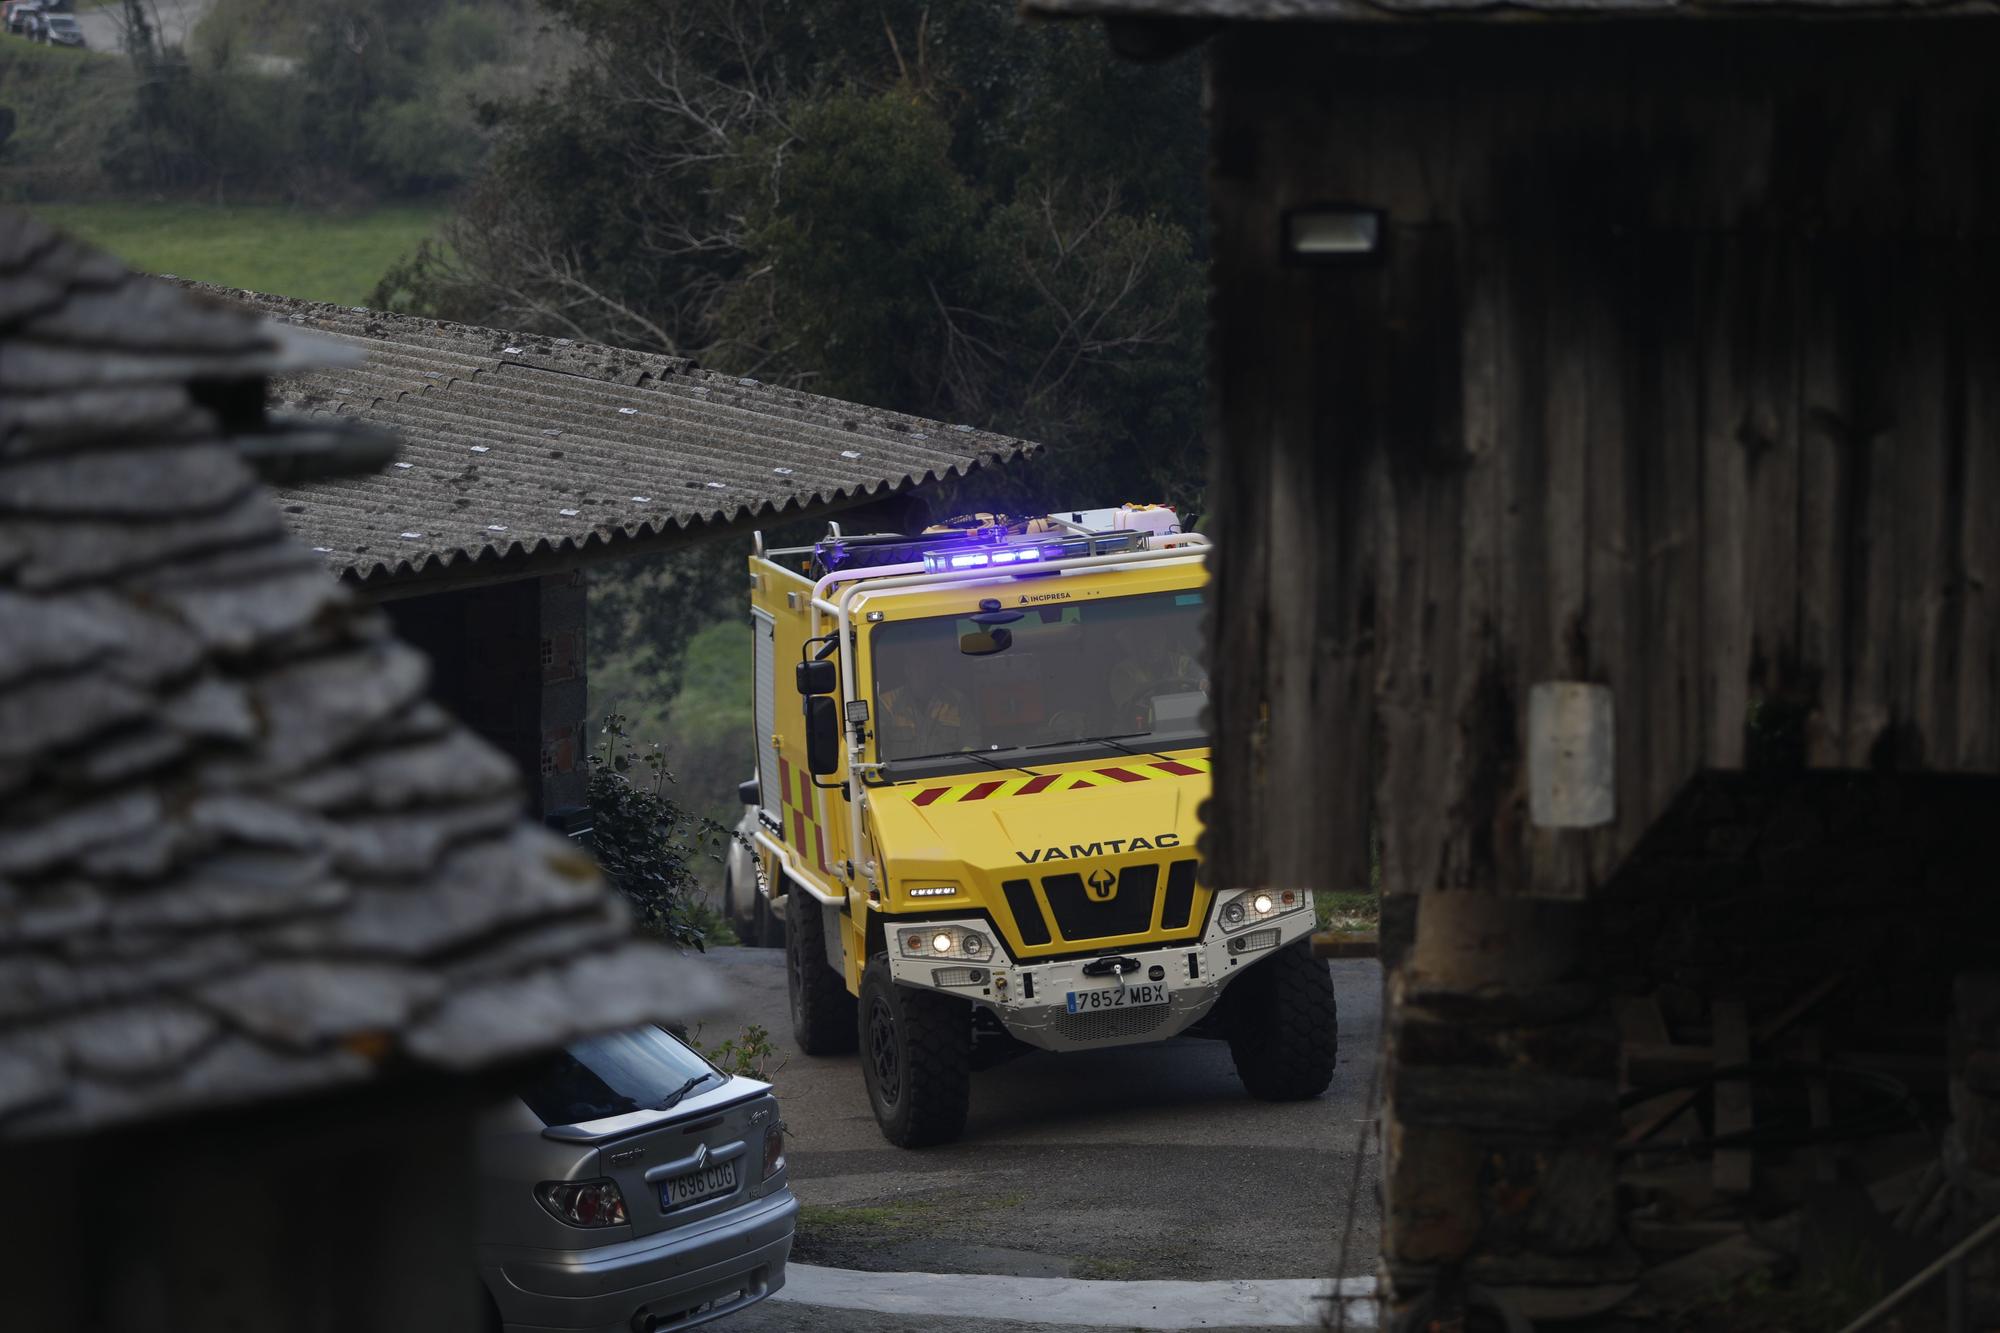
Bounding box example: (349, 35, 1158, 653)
(188, 286, 1040, 591)
(0, 212, 722, 1139)
(1025, 0, 1999, 20)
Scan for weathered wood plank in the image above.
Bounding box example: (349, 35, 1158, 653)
(1374, 226, 1476, 898)
(1794, 248, 1844, 770)
(1955, 278, 2000, 768)
(1698, 236, 1750, 772)
(1526, 232, 1602, 897)
(1636, 237, 1706, 823)
(1202, 28, 1379, 898)
(1711, 1000, 1753, 1195)
(1581, 234, 1640, 889)
(1205, 21, 2000, 911)
(1894, 246, 1951, 771)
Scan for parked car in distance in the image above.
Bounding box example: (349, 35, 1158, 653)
(4, 1, 42, 36)
(476, 1025, 797, 1333)
(40, 12, 80, 45)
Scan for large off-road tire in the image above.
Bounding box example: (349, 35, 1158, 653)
(786, 888, 857, 1054)
(724, 861, 783, 949)
(752, 886, 784, 949)
(1225, 938, 1338, 1101)
(722, 862, 756, 942)
(859, 954, 972, 1147)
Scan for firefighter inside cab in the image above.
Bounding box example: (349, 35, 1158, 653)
(730, 505, 1337, 1147)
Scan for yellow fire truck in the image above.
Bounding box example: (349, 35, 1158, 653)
(730, 506, 1335, 1145)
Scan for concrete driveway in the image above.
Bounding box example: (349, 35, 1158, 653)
(692, 945, 1383, 1300)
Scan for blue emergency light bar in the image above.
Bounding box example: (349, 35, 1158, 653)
(919, 530, 1144, 575)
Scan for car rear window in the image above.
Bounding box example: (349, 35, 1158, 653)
(518, 1026, 718, 1125)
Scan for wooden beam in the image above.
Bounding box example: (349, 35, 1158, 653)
(1712, 1000, 1753, 1195)
(1621, 975, 1846, 1149)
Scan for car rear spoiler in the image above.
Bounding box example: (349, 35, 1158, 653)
(538, 1078, 771, 1145)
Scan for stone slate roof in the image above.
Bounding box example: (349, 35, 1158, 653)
(1025, 0, 1995, 19)
(0, 212, 722, 1140)
(187, 286, 1040, 592)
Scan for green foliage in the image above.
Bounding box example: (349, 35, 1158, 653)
(386, 0, 1210, 515)
(89, 0, 540, 203)
(588, 544, 741, 707)
(588, 607, 753, 882)
(101, 53, 309, 197)
(0, 40, 136, 201)
(688, 1023, 782, 1079)
(1314, 892, 1381, 933)
(586, 713, 730, 948)
(431, 5, 511, 71)
(725, 89, 980, 411)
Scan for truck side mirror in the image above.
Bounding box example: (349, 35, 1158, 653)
(738, 778, 760, 806)
(805, 695, 841, 775)
(796, 659, 837, 696)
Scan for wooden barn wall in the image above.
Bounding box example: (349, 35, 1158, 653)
(1203, 21, 2000, 902)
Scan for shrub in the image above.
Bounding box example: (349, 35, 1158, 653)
(585, 713, 729, 949)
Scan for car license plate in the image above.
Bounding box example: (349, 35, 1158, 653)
(1065, 982, 1170, 1014)
(661, 1161, 737, 1210)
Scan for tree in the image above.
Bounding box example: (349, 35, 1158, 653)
(377, 0, 1209, 514)
(587, 715, 727, 948)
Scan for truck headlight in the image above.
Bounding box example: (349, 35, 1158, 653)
(899, 924, 990, 959)
(1218, 888, 1308, 933)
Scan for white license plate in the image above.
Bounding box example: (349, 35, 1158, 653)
(661, 1161, 737, 1210)
(1065, 982, 1171, 1014)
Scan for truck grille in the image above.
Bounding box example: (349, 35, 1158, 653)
(1056, 1004, 1174, 1044)
(1001, 858, 1202, 946)
(1003, 878, 1051, 945)
(1043, 864, 1157, 940)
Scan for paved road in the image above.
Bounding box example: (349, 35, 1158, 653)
(693, 945, 1383, 1293)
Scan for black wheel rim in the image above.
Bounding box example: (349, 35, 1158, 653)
(868, 995, 901, 1108)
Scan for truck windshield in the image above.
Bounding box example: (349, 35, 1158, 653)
(871, 588, 1207, 767)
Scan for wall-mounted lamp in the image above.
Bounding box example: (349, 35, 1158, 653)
(1284, 206, 1385, 265)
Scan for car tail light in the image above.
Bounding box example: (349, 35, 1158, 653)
(535, 1178, 629, 1228)
(761, 1122, 787, 1181)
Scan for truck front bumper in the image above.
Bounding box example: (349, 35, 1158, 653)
(883, 901, 1318, 1053)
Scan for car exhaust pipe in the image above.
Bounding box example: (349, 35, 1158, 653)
(629, 1311, 658, 1333)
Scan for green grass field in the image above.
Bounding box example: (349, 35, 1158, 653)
(30, 202, 447, 306)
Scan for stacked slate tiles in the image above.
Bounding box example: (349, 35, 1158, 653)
(0, 211, 721, 1139)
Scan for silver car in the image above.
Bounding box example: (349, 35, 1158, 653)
(477, 1025, 797, 1333)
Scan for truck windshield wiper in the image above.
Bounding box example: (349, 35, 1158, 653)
(892, 747, 1045, 776)
(657, 1072, 719, 1109)
(1024, 731, 1152, 751)
(1027, 732, 1180, 765)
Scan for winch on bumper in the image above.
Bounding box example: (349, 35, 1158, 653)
(882, 892, 1317, 1054)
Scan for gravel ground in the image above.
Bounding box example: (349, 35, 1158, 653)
(696, 947, 1384, 1285)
